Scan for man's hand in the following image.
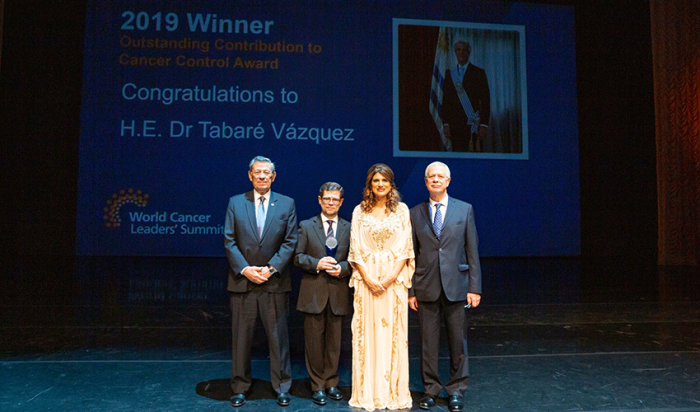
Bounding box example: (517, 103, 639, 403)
(467, 292, 481, 308)
(326, 264, 341, 277)
(316, 257, 339, 275)
(408, 296, 418, 312)
(242, 267, 268, 284)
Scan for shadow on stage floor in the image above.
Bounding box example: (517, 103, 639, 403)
(1, 256, 699, 411)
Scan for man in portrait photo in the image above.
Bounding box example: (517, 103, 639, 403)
(441, 40, 491, 152)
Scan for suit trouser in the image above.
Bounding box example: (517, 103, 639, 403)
(230, 289, 292, 394)
(303, 305, 343, 391)
(417, 290, 470, 397)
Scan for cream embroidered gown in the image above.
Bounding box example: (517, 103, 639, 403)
(348, 203, 415, 411)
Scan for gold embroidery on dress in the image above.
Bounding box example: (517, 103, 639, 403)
(355, 294, 365, 388)
(359, 207, 406, 250)
(348, 232, 359, 262)
(381, 318, 388, 327)
(398, 236, 414, 258)
(389, 294, 401, 396)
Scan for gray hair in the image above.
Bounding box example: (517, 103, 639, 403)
(318, 182, 344, 198)
(425, 161, 451, 178)
(248, 156, 275, 174)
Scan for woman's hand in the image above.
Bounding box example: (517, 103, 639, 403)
(365, 277, 386, 295)
(380, 274, 398, 290)
(379, 259, 407, 290)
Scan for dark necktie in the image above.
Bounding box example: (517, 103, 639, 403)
(327, 220, 334, 238)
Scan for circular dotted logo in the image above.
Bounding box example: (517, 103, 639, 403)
(104, 189, 149, 228)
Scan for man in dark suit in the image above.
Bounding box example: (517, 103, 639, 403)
(409, 161, 482, 412)
(442, 40, 490, 152)
(294, 182, 352, 406)
(224, 156, 297, 408)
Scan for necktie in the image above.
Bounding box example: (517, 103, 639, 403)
(256, 197, 265, 237)
(433, 203, 443, 238)
(327, 220, 334, 238)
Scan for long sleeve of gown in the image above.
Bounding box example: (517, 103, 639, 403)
(391, 203, 415, 290)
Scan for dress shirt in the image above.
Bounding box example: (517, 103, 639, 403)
(429, 196, 449, 223)
(241, 191, 271, 277)
(254, 191, 270, 219)
(322, 215, 339, 237)
(457, 62, 469, 80)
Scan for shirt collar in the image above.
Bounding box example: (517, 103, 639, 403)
(322, 214, 339, 225)
(429, 195, 449, 209)
(254, 191, 270, 203)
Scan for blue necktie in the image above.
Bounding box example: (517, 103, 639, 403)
(433, 203, 443, 238)
(256, 197, 265, 237)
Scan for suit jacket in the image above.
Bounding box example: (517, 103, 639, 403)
(224, 190, 297, 293)
(410, 196, 482, 302)
(443, 63, 491, 151)
(294, 215, 352, 315)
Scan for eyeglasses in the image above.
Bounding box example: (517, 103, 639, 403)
(321, 197, 342, 204)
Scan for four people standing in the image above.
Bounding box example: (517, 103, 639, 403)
(225, 157, 482, 411)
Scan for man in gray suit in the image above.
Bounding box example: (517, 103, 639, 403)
(294, 182, 351, 406)
(409, 161, 482, 412)
(224, 156, 297, 408)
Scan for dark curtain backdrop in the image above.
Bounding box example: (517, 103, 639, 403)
(651, 0, 700, 266)
(398, 25, 442, 152)
(0, 1, 4, 68)
(575, 0, 657, 259)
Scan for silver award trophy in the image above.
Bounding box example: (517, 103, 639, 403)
(325, 236, 337, 258)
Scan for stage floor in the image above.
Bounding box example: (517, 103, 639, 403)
(2, 257, 699, 411)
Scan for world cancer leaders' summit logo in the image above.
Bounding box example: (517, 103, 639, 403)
(103, 189, 149, 228)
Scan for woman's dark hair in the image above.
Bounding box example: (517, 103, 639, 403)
(360, 163, 401, 214)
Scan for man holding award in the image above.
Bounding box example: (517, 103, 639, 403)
(294, 182, 352, 406)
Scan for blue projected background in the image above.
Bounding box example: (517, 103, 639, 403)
(77, 0, 579, 257)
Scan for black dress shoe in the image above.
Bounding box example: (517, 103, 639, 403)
(312, 390, 328, 405)
(448, 394, 464, 412)
(327, 386, 343, 401)
(276, 392, 291, 407)
(230, 393, 246, 407)
(419, 394, 436, 410)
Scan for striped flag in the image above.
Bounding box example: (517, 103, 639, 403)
(429, 27, 453, 151)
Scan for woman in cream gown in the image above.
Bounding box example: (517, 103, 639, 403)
(348, 163, 415, 411)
